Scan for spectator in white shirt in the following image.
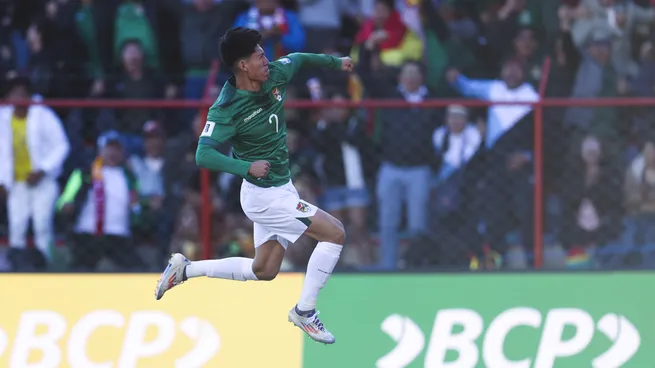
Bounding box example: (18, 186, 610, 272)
(0, 76, 70, 271)
(432, 105, 481, 183)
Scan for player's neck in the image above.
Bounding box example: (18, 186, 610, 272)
(235, 74, 262, 92)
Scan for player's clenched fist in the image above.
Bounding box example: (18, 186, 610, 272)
(248, 160, 270, 178)
(339, 57, 354, 72)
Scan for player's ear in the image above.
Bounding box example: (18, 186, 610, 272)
(239, 59, 248, 73)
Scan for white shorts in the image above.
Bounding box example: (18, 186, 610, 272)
(240, 180, 318, 248)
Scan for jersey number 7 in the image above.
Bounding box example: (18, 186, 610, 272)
(269, 114, 279, 133)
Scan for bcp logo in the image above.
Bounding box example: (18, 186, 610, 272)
(0, 275, 305, 368)
(0, 309, 219, 367)
(378, 308, 641, 368)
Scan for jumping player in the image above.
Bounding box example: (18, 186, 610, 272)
(154, 27, 354, 344)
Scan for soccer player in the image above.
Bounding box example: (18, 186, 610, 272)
(154, 27, 354, 344)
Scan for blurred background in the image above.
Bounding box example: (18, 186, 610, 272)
(1, 0, 655, 273)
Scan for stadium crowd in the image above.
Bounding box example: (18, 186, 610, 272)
(1, 0, 655, 272)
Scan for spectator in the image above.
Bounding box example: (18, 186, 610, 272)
(361, 61, 439, 270)
(75, 0, 107, 97)
(447, 60, 538, 256)
(24, 19, 56, 98)
(57, 131, 144, 271)
(233, 0, 306, 61)
(433, 105, 481, 176)
(630, 40, 655, 136)
(179, 0, 245, 99)
(352, 0, 423, 68)
(128, 120, 192, 264)
(0, 76, 70, 271)
(42, 0, 89, 98)
(298, 0, 358, 53)
(313, 90, 373, 265)
(430, 104, 482, 265)
(0, 1, 19, 78)
(287, 127, 317, 184)
(570, 0, 655, 78)
(114, 0, 159, 69)
(506, 26, 544, 87)
(561, 134, 622, 258)
(624, 135, 655, 245)
(563, 28, 621, 136)
(109, 39, 169, 152)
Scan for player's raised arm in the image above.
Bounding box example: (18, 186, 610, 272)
(271, 53, 354, 83)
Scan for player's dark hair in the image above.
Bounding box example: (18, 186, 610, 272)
(220, 27, 263, 70)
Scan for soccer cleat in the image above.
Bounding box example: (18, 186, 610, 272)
(155, 253, 190, 300)
(288, 307, 336, 344)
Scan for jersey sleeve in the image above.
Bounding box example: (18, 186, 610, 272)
(269, 53, 343, 84)
(199, 106, 236, 144)
(196, 106, 251, 177)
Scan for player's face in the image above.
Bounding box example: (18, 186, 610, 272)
(243, 46, 270, 82)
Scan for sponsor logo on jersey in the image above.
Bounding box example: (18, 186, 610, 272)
(244, 108, 263, 122)
(200, 121, 216, 137)
(273, 88, 282, 101)
(280, 57, 291, 64)
(296, 202, 311, 213)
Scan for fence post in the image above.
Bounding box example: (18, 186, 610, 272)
(534, 57, 552, 268)
(200, 61, 220, 260)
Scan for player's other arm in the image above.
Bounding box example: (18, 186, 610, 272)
(195, 121, 270, 178)
(273, 53, 354, 82)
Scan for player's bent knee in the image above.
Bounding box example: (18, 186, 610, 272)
(320, 217, 345, 245)
(332, 219, 346, 245)
(252, 265, 279, 281)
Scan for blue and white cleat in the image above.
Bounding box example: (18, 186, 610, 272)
(288, 307, 336, 344)
(155, 253, 190, 300)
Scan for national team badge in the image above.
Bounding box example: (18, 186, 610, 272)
(296, 202, 311, 213)
(273, 87, 282, 101)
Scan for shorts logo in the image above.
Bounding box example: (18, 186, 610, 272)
(279, 57, 291, 65)
(272, 88, 282, 101)
(296, 202, 311, 213)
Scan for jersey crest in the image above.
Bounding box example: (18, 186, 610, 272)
(296, 201, 311, 213)
(272, 87, 282, 101)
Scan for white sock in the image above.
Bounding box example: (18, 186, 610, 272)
(185, 258, 258, 281)
(297, 242, 342, 312)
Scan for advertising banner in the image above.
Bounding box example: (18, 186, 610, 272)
(303, 273, 655, 368)
(0, 274, 304, 368)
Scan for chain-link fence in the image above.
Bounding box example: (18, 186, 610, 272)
(3, 90, 655, 272)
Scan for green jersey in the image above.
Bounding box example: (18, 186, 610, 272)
(196, 53, 342, 187)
